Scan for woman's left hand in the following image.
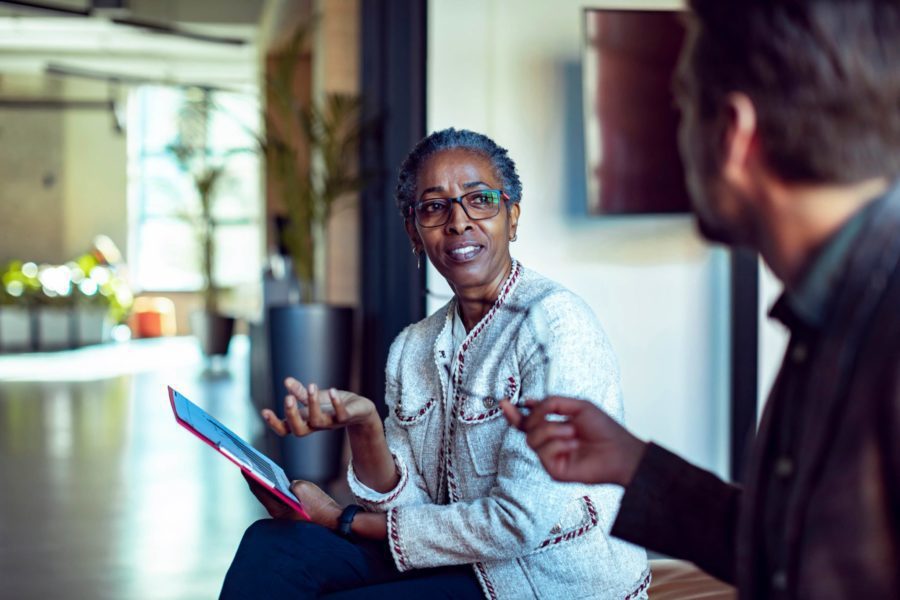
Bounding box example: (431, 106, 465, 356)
(288, 480, 342, 529)
(242, 473, 342, 528)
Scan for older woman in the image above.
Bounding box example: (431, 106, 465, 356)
(220, 129, 649, 599)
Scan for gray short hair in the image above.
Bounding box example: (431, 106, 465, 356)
(395, 128, 523, 219)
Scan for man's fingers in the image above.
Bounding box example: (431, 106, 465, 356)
(261, 408, 289, 437)
(533, 438, 580, 482)
(522, 396, 587, 431)
(284, 394, 311, 436)
(330, 388, 349, 423)
(525, 422, 576, 450)
(499, 398, 522, 429)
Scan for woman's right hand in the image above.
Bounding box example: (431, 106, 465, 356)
(260, 377, 378, 438)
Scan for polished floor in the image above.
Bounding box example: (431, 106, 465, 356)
(0, 336, 268, 599)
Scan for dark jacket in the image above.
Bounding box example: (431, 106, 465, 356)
(612, 184, 900, 598)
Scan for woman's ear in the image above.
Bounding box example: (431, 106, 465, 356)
(404, 218, 422, 254)
(508, 202, 521, 241)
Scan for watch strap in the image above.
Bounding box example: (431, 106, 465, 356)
(337, 504, 364, 538)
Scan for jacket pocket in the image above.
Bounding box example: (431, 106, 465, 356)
(392, 393, 438, 466)
(534, 495, 600, 552)
(457, 388, 508, 477)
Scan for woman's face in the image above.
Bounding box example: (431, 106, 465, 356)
(407, 148, 520, 294)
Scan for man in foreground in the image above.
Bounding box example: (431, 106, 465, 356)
(503, 0, 900, 597)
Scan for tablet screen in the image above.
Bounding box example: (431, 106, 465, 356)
(169, 387, 296, 502)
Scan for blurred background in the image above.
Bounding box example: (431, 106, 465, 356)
(0, 0, 788, 598)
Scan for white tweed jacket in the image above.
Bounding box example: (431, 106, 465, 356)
(348, 262, 650, 599)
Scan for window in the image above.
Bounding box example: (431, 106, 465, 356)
(127, 86, 262, 294)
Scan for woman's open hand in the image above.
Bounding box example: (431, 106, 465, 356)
(261, 377, 377, 438)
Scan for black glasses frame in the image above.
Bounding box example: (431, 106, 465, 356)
(408, 189, 511, 228)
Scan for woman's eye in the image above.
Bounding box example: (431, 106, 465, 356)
(422, 201, 446, 213)
(468, 192, 494, 207)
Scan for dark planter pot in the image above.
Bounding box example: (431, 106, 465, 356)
(268, 304, 353, 484)
(191, 311, 235, 357)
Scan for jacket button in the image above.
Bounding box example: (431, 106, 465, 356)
(482, 397, 496, 408)
(771, 570, 788, 591)
(791, 343, 807, 363)
(550, 524, 562, 534)
(774, 456, 794, 478)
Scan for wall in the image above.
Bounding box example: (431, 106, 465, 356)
(62, 79, 128, 260)
(428, 0, 732, 478)
(315, 0, 360, 307)
(758, 262, 789, 413)
(0, 76, 127, 265)
(0, 106, 65, 263)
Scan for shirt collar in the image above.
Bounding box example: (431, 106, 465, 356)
(770, 187, 888, 331)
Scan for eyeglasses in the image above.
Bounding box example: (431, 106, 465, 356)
(409, 189, 511, 228)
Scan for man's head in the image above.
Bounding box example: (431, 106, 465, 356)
(677, 0, 900, 245)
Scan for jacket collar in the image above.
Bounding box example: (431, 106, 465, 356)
(770, 194, 877, 333)
(740, 179, 900, 594)
(432, 260, 523, 379)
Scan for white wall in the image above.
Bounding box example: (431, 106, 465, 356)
(0, 77, 127, 265)
(62, 79, 128, 261)
(758, 262, 789, 413)
(428, 0, 732, 478)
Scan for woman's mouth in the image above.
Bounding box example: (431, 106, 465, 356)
(445, 244, 484, 263)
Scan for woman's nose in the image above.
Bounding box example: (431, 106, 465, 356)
(446, 200, 473, 234)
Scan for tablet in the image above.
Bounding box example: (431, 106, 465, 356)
(168, 386, 310, 520)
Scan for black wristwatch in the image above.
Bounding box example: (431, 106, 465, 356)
(337, 504, 364, 538)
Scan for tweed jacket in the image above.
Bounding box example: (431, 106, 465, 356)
(612, 182, 900, 598)
(347, 262, 650, 599)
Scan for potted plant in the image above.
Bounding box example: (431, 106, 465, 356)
(69, 250, 132, 347)
(168, 90, 248, 357)
(0, 261, 36, 352)
(259, 24, 372, 482)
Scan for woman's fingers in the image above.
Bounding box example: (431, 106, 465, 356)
(284, 394, 312, 436)
(305, 383, 329, 428)
(261, 408, 289, 437)
(330, 388, 350, 423)
(285, 377, 310, 407)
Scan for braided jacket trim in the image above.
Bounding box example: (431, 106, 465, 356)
(386, 507, 410, 572)
(347, 452, 409, 509)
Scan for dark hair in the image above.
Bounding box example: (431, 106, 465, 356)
(683, 0, 900, 183)
(395, 128, 523, 218)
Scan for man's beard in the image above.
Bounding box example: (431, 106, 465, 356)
(685, 167, 740, 246)
(695, 205, 738, 246)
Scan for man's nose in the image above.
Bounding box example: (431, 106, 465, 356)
(446, 199, 473, 234)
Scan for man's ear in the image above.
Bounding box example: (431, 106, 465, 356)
(721, 92, 759, 192)
(404, 218, 422, 253)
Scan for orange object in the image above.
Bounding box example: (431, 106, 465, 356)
(131, 297, 177, 338)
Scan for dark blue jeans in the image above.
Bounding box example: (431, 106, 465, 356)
(220, 519, 482, 599)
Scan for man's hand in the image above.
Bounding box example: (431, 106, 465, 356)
(501, 396, 647, 486)
(261, 377, 379, 438)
